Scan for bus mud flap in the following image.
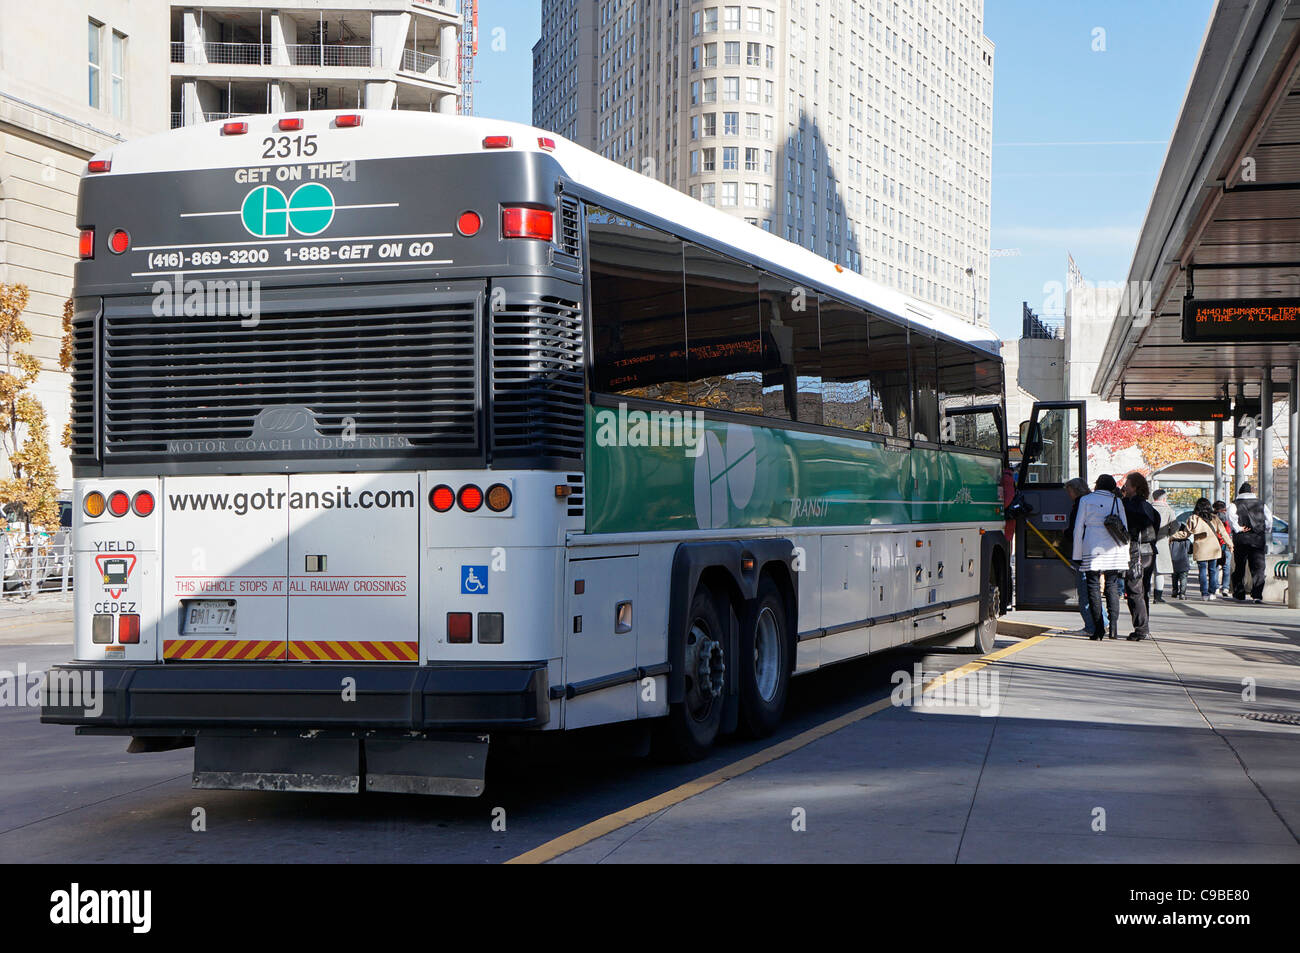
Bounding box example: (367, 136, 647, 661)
(363, 734, 489, 798)
(192, 732, 361, 794)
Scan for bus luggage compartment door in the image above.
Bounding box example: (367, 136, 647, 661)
(286, 474, 420, 662)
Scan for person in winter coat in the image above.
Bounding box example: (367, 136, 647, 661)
(1169, 532, 1192, 598)
(1172, 497, 1228, 600)
(1151, 489, 1176, 602)
(1121, 472, 1160, 641)
(1073, 473, 1130, 640)
(1063, 477, 1102, 636)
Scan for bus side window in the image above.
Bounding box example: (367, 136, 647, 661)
(911, 332, 939, 443)
(759, 276, 820, 425)
(586, 206, 688, 399)
(819, 296, 870, 432)
(866, 313, 909, 439)
(938, 337, 975, 444)
(683, 243, 762, 414)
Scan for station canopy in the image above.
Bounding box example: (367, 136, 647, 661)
(1095, 0, 1300, 403)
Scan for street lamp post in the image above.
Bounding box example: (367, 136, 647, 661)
(964, 265, 976, 324)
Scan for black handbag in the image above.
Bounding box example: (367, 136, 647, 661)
(1104, 496, 1130, 546)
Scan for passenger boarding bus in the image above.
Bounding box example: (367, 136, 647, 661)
(42, 111, 1011, 796)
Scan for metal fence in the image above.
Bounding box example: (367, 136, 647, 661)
(4, 539, 72, 597)
(284, 44, 380, 68)
(402, 49, 442, 75)
(171, 111, 249, 129)
(170, 42, 379, 67)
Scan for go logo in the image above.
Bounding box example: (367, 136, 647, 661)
(241, 182, 335, 237)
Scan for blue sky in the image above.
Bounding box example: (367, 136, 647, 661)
(472, 0, 1216, 342)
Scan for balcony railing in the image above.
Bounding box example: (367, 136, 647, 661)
(401, 49, 442, 75)
(171, 111, 251, 129)
(284, 44, 380, 68)
(170, 42, 379, 68)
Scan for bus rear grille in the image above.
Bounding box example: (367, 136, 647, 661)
(555, 196, 581, 267)
(69, 304, 98, 465)
(490, 294, 584, 461)
(97, 300, 479, 459)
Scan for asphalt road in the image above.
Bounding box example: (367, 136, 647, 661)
(0, 638, 982, 863)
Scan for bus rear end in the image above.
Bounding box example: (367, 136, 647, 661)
(41, 112, 587, 796)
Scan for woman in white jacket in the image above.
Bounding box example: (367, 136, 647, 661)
(1073, 473, 1130, 641)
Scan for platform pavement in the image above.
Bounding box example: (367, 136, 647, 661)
(547, 599, 1300, 863)
(0, 593, 72, 645)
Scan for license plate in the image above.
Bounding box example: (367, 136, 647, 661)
(181, 599, 237, 634)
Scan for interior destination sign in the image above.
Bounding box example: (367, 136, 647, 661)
(1183, 298, 1300, 342)
(1120, 399, 1231, 421)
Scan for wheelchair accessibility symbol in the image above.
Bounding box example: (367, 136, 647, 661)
(461, 565, 488, 595)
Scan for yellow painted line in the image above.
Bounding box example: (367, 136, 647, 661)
(506, 632, 1053, 864)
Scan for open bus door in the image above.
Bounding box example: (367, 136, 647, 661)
(1013, 401, 1088, 611)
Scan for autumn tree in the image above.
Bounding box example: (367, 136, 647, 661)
(0, 282, 60, 533)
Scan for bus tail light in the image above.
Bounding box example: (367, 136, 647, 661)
(83, 491, 106, 518)
(131, 490, 155, 516)
(478, 612, 504, 644)
(486, 484, 512, 512)
(335, 113, 363, 127)
(457, 485, 483, 512)
(447, 612, 472, 643)
(108, 229, 130, 254)
(457, 211, 481, 236)
(429, 485, 455, 512)
(92, 614, 113, 644)
(483, 135, 513, 149)
(502, 207, 553, 241)
(221, 121, 248, 136)
(107, 491, 131, 517)
(87, 159, 112, 173)
(118, 614, 141, 644)
(78, 228, 94, 260)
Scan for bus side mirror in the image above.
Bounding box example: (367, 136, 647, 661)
(1022, 423, 1043, 462)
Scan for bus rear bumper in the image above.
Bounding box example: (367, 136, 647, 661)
(39, 660, 551, 732)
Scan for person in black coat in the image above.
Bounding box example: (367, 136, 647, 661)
(1121, 471, 1161, 641)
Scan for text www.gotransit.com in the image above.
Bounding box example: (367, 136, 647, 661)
(168, 487, 416, 516)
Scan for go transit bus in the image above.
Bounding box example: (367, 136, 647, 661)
(42, 111, 1010, 796)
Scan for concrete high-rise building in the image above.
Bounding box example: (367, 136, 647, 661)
(169, 0, 462, 127)
(1, 1, 171, 487)
(531, 0, 994, 326)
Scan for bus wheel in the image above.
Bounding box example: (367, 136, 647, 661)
(660, 586, 728, 761)
(739, 578, 790, 737)
(963, 572, 1000, 655)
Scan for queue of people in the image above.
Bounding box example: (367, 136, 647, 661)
(1062, 475, 1271, 642)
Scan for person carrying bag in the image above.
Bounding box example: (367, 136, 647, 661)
(1073, 474, 1130, 640)
(1172, 497, 1226, 600)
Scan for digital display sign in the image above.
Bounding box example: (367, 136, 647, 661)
(1183, 298, 1300, 342)
(1120, 400, 1231, 421)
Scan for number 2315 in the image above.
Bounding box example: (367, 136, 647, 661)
(262, 134, 318, 159)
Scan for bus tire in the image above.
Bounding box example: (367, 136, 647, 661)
(659, 585, 728, 761)
(962, 571, 1000, 655)
(739, 577, 790, 737)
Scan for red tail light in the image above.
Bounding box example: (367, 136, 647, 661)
(483, 135, 513, 149)
(278, 117, 304, 131)
(458, 485, 484, 512)
(457, 211, 482, 236)
(108, 229, 130, 254)
(335, 113, 363, 127)
(221, 121, 248, 136)
(538, 137, 556, 151)
(447, 612, 472, 643)
(502, 207, 554, 241)
(131, 491, 155, 517)
(107, 491, 130, 517)
(118, 614, 141, 644)
(87, 159, 112, 173)
(78, 228, 95, 260)
(429, 485, 455, 512)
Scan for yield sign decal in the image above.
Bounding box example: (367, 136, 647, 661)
(94, 553, 137, 599)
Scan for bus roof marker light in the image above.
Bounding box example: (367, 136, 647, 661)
(87, 159, 111, 173)
(457, 211, 482, 237)
(221, 121, 249, 136)
(78, 228, 94, 260)
(334, 113, 363, 127)
(502, 207, 553, 241)
(538, 137, 556, 151)
(482, 135, 513, 149)
(277, 117, 304, 131)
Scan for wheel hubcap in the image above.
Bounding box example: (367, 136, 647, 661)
(753, 606, 781, 703)
(685, 622, 725, 722)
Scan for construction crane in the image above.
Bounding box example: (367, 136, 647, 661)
(458, 0, 478, 115)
